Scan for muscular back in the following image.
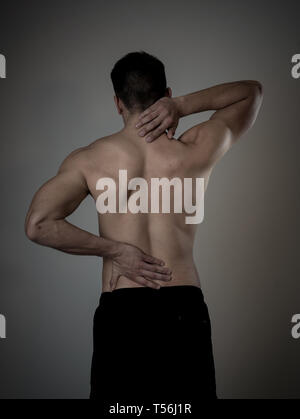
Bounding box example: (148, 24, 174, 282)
(25, 81, 263, 292)
(82, 130, 213, 291)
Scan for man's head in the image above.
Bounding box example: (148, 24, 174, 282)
(111, 51, 171, 120)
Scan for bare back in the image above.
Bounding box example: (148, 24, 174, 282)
(25, 81, 262, 294)
(82, 131, 212, 292)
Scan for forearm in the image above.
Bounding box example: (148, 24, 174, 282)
(174, 80, 262, 117)
(26, 217, 120, 258)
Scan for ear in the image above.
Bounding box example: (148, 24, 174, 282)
(114, 95, 123, 115)
(166, 87, 172, 98)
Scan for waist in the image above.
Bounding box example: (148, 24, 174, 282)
(102, 259, 200, 292)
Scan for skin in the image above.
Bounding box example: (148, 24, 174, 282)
(25, 80, 263, 292)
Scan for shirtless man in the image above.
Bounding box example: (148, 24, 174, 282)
(25, 51, 263, 405)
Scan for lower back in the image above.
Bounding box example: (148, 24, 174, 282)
(100, 211, 201, 292)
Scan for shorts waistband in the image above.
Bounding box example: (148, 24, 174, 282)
(99, 285, 204, 304)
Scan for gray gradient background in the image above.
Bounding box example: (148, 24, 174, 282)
(0, 0, 299, 399)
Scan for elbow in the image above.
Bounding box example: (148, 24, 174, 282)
(25, 219, 39, 243)
(25, 223, 39, 243)
(253, 81, 263, 97)
(25, 213, 45, 243)
(246, 80, 264, 97)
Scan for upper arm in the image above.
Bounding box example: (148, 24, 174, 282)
(210, 81, 263, 140)
(26, 148, 90, 226)
(178, 82, 263, 168)
(178, 119, 233, 169)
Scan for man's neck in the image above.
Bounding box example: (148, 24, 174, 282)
(121, 113, 144, 140)
(123, 113, 140, 129)
(120, 112, 167, 143)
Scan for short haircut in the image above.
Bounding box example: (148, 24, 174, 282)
(110, 50, 167, 113)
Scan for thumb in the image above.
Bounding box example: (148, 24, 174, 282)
(110, 267, 120, 291)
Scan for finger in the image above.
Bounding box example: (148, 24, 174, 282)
(140, 270, 172, 282)
(140, 263, 172, 274)
(135, 276, 161, 290)
(136, 110, 160, 129)
(142, 254, 165, 266)
(145, 124, 169, 143)
(138, 116, 163, 137)
(137, 105, 159, 123)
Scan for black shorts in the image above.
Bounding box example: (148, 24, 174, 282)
(90, 285, 217, 409)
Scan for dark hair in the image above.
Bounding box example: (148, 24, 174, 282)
(110, 51, 167, 112)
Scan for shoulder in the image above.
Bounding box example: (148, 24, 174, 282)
(59, 133, 116, 171)
(58, 146, 90, 173)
